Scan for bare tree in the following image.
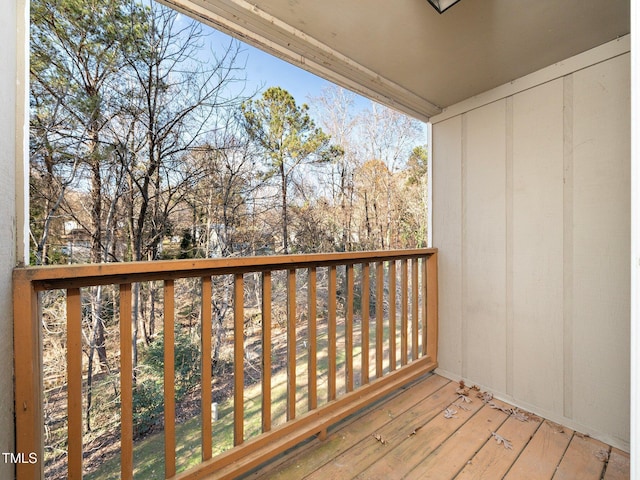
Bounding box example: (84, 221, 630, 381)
(310, 86, 359, 251)
(242, 87, 334, 254)
(113, 0, 247, 369)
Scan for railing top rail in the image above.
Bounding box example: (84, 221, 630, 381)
(14, 248, 437, 291)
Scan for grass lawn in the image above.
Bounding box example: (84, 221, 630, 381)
(85, 328, 364, 479)
(84, 307, 420, 479)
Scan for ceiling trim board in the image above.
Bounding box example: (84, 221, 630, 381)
(160, 0, 441, 121)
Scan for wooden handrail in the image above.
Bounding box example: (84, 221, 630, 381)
(15, 249, 437, 289)
(13, 248, 438, 480)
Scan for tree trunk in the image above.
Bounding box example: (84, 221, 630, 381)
(280, 162, 289, 254)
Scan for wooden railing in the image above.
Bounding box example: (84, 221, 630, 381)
(13, 248, 438, 480)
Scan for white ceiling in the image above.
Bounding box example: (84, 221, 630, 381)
(164, 0, 630, 120)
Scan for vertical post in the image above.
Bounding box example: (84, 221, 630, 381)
(201, 277, 213, 460)
(375, 262, 384, 378)
(422, 257, 428, 356)
(262, 272, 272, 432)
(361, 263, 370, 384)
(328, 265, 337, 401)
(401, 259, 408, 366)
(234, 273, 245, 445)
(119, 284, 133, 480)
(164, 280, 176, 478)
(67, 288, 82, 480)
(412, 258, 419, 360)
(346, 264, 354, 392)
(287, 269, 296, 421)
(426, 252, 439, 363)
(13, 273, 43, 480)
(307, 268, 317, 410)
(389, 261, 397, 371)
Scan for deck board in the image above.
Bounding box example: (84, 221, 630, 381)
(305, 379, 461, 479)
(246, 373, 450, 480)
(553, 434, 608, 480)
(503, 420, 573, 480)
(347, 384, 485, 479)
(604, 449, 631, 480)
(402, 403, 509, 480)
(244, 374, 629, 480)
(456, 411, 542, 479)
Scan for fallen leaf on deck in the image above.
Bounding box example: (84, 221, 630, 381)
(407, 425, 423, 437)
(443, 407, 458, 419)
(595, 449, 610, 462)
(478, 391, 494, 403)
(457, 394, 472, 403)
(548, 421, 565, 434)
(488, 402, 510, 414)
(526, 412, 542, 422)
(510, 410, 529, 422)
(453, 402, 471, 411)
(456, 380, 469, 395)
(372, 433, 389, 445)
(491, 432, 513, 450)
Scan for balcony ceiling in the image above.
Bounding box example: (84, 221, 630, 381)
(165, 0, 630, 120)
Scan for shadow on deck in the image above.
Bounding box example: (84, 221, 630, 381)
(241, 373, 630, 480)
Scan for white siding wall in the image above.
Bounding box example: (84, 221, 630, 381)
(0, 0, 21, 477)
(433, 50, 630, 450)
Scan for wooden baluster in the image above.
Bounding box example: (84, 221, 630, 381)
(389, 261, 397, 372)
(201, 277, 213, 460)
(262, 272, 272, 432)
(346, 264, 354, 392)
(67, 288, 82, 480)
(375, 262, 384, 378)
(234, 273, 245, 445)
(422, 258, 428, 356)
(427, 253, 439, 362)
(287, 269, 296, 421)
(119, 284, 133, 480)
(361, 263, 370, 384)
(401, 259, 408, 366)
(307, 268, 317, 410)
(412, 258, 419, 361)
(164, 280, 176, 478)
(328, 265, 337, 400)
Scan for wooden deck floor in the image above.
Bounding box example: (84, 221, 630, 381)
(243, 374, 629, 480)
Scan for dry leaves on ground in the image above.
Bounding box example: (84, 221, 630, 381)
(488, 402, 531, 422)
(453, 401, 471, 411)
(443, 407, 458, 419)
(372, 433, 389, 445)
(491, 431, 513, 450)
(478, 391, 494, 403)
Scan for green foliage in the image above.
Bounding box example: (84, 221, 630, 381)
(179, 229, 196, 259)
(241, 87, 336, 252)
(242, 86, 332, 175)
(406, 145, 428, 185)
(132, 378, 164, 437)
(133, 329, 201, 437)
(142, 329, 201, 397)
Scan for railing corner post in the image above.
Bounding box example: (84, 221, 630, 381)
(13, 272, 44, 480)
(426, 252, 439, 365)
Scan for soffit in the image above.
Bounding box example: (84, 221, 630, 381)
(163, 0, 630, 120)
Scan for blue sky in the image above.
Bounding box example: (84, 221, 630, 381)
(175, 8, 427, 147)
(204, 21, 373, 111)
